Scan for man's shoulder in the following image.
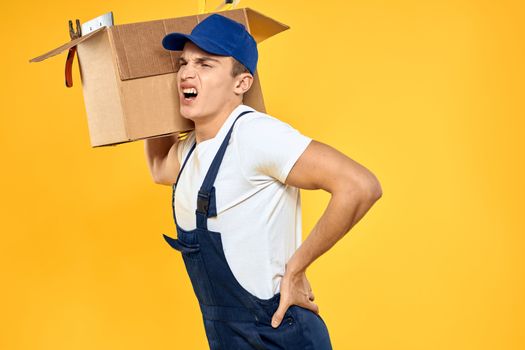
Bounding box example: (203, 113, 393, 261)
(180, 129, 196, 145)
(238, 108, 293, 132)
(234, 109, 305, 155)
(177, 130, 196, 160)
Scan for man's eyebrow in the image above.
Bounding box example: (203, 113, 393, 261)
(178, 56, 221, 64)
(197, 56, 221, 63)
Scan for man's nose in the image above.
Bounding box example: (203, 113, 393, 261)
(179, 64, 196, 80)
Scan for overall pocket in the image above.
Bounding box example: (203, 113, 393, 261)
(162, 233, 200, 255)
(162, 233, 215, 305)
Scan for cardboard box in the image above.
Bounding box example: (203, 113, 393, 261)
(29, 8, 289, 147)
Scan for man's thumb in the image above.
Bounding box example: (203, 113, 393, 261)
(271, 303, 288, 328)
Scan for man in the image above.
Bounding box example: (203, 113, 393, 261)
(144, 14, 382, 349)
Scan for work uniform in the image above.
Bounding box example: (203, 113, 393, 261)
(162, 107, 333, 349)
(173, 104, 311, 299)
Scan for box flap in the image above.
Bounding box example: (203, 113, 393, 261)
(111, 7, 289, 81)
(110, 16, 197, 82)
(244, 7, 290, 43)
(29, 26, 107, 63)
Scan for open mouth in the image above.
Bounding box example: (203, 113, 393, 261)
(182, 88, 198, 101)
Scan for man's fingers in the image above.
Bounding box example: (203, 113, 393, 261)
(305, 300, 320, 315)
(271, 301, 289, 328)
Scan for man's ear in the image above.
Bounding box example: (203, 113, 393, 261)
(233, 73, 254, 96)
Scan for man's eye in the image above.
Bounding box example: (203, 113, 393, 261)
(202, 64, 211, 67)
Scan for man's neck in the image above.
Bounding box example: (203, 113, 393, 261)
(193, 102, 242, 144)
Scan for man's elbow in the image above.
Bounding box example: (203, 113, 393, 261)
(147, 158, 176, 186)
(366, 173, 383, 201)
(343, 171, 382, 202)
(154, 178, 173, 186)
(151, 172, 172, 186)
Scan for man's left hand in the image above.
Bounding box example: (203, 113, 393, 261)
(271, 266, 318, 328)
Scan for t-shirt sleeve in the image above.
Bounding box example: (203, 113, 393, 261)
(235, 114, 312, 184)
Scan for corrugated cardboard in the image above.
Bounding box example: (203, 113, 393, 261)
(29, 8, 289, 147)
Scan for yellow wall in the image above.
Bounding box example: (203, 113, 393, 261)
(2, 0, 524, 349)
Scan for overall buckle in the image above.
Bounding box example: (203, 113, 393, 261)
(196, 190, 210, 214)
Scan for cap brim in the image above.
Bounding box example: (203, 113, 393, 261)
(162, 33, 191, 51)
(162, 33, 230, 57)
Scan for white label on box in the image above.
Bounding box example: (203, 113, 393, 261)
(81, 12, 114, 36)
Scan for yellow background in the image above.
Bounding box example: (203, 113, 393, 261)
(2, 0, 524, 349)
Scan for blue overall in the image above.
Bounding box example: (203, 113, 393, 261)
(162, 110, 333, 349)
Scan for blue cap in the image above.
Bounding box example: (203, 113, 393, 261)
(162, 14, 258, 75)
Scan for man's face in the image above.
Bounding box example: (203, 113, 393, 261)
(176, 41, 238, 121)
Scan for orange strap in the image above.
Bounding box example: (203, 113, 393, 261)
(65, 46, 77, 88)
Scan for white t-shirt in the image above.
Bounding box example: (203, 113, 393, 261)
(175, 104, 312, 299)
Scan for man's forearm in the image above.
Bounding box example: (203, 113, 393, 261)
(287, 187, 380, 274)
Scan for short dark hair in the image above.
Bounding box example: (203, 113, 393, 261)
(230, 57, 250, 77)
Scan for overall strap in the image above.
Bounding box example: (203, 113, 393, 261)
(171, 140, 197, 227)
(196, 110, 254, 230)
